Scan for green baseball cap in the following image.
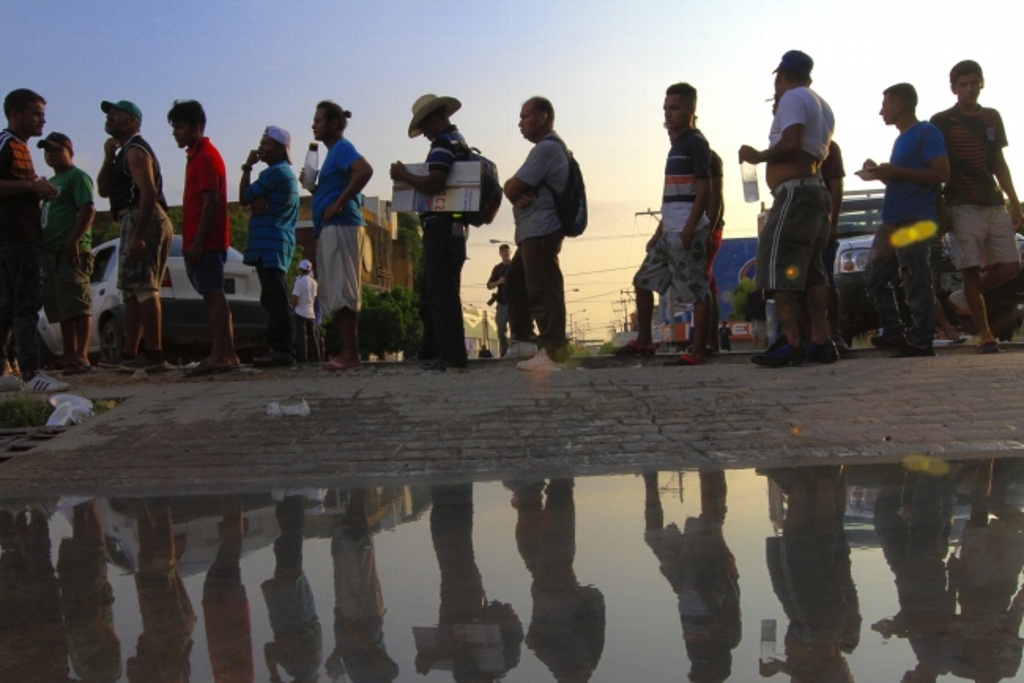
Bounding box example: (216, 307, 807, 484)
(101, 99, 143, 122)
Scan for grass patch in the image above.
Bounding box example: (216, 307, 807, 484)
(0, 396, 53, 428)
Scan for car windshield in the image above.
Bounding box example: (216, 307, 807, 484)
(837, 196, 884, 237)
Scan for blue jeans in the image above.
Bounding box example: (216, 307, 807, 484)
(418, 217, 467, 367)
(865, 226, 935, 347)
(0, 242, 43, 379)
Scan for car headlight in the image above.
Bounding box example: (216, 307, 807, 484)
(838, 248, 870, 274)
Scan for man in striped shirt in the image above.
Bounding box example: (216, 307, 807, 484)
(625, 82, 712, 366)
(931, 60, 1022, 353)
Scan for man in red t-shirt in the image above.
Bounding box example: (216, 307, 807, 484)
(167, 100, 238, 374)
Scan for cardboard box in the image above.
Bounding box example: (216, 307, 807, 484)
(391, 161, 482, 213)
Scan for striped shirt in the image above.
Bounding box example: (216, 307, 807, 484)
(662, 128, 711, 233)
(0, 129, 42, 244)
(242, 161, 298, 272)
(930, 106, 1008, 206)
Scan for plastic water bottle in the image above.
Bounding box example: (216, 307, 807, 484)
(765, 298, 779, 345)
(741, 162, 760, 203)
(760, 619, 777, 662)
(302, 143, 319, 192)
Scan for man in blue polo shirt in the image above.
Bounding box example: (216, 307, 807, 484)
(240, 126, 299, 367)
(859, 83, 949, 357)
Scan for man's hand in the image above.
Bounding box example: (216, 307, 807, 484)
(1010, 202, 1023, 232)
(323, 200, 341, 223)
(512, 192, 535, 210)
(32, 178, 58, 199)
(103, 137, 119, 159)
(127, 234, 146, 264)
(62, 240, 80, 266)
(245, 149, 261, 168)
(681, 225, 695, 249)
(183, 239, 203, 267)
(738, 145, 760, 165)
(389, 161, 406, 181)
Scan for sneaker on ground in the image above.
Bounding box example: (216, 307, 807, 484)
(120, 355, 172, 372)
(504, 340, 538, 359)
(751, 335, 806, 368)
(0, 374, 23, 392)
(419, 358, 447, 373)
(948, 289, 969, 316)
(832, 336, 852, 356)
(805, 339, 839, 364)
(23, 371, 70, 393)
(516, 348, 562, 372)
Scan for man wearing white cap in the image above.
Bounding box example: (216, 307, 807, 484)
(291, 259, 320, 362)
(240, 126, 300, 366)
(389, 94, 469, 372)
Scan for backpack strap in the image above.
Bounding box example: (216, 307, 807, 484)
(538, 135, 570, 199)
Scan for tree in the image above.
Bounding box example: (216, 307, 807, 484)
(357, 286, 422, 359)
(729, 277, 757, 321)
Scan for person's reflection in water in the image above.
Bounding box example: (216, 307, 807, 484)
(511, 478, 605, 683)
(58, 499, 123, 683)
(262, 494, 323, 683)
(415, 483, 524, 682)
(945, 458, 1024, 682)
(761, 466, 861, 683)
(126, 500, 197, 683)
(872, 468, 956, 683)
(0, 508, 71, 682)
(642, 471, 740, 683)
(203, 495, 254, 683)
(324, 488, 399, 683)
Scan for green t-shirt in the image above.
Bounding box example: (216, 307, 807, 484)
(41, 165, 94, 252)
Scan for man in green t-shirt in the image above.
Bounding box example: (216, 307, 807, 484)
(38, 132, 96, 373)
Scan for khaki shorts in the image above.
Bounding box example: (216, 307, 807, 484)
(42, 248, 93, 322)
(117, 205, 173, 294)
(947, 204, 1020, 269)
(632, 220, 710, 305)
(317, 224, 363, 315)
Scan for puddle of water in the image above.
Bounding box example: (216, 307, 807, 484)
(2, 458, 1023, 682)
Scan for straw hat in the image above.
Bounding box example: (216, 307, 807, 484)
(408, 94, 461, 138)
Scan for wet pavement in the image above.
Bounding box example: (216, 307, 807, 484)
(3, 457, 1024, 682)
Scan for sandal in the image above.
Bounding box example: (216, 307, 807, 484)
(320, 359, 363, 372)
(666, 353, 706, 366)
(976, 339, 1000, 354)
(185, 361, 234, 377)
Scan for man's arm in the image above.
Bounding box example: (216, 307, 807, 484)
(872, 156, 950, 186)
(389, 162, 447, 194)
(125, 146, 157, 263)
(707, 174, 724, 229)
(63, 201, 96, 266)
(681, 177, 710, 248)
(992, 149, 1022, 229)
(96, 138, 118, 199)
(503, 176, 536, 210)
(826, 175, 843, 240)
(0, 177, 56, 197)
(238, 149, 261, 204)
(739, 124, 805, 165)
(323, 157, 373, 223)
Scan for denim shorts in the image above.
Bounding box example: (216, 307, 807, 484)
(186, 249, 226, 295)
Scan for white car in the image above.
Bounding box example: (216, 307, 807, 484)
(38, 236, 268, 363)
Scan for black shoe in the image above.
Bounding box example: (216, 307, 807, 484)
(751, 335, 806, 368)
(805, 339, 839, 364)
(892, 344, 935, 358)
(253, 351, 295, 367)
(420, 359, 447, 373)
(870, 334, 907, 350)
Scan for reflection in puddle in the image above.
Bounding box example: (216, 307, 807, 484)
(1, 458, 1023, 682)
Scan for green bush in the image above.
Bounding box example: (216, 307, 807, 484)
(0, 397, 53, 428)
(357, 286, 422, 359)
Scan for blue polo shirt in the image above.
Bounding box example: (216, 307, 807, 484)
(242, 161, 298, 272)
(312, 138, 365, 235)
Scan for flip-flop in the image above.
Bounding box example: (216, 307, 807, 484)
(976, 339, 1000, 354)
(185, 361, 234, 377)
(615, 340, 656, 356)
(666, 353, 706, 367)
(320, 359, 362, 372)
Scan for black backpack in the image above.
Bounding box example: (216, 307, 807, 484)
(541, 136, 588, 237)
(455, 142, 503, 227)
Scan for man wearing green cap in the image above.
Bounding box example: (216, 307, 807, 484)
(97, 99, 173, 371)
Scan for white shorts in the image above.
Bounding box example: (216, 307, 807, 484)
(316, 224, 362, 315)
(948, 204, 1019, 269)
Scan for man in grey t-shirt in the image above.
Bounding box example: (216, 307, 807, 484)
(503, 96, 570, 372)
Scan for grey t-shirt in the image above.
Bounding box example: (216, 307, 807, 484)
(512, 134, 569, 242)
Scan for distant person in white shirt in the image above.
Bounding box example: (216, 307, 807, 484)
(291, 259, 320, 362)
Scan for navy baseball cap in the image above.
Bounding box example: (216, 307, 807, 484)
(774, 50, 814, 77)
(37, 132, 74, 154)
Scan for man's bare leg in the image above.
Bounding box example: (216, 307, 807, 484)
(805, 284, 830, 345)
(634, 287, 655, 347)
(333, 308, 360, 368)
(962, 267, 994, 342)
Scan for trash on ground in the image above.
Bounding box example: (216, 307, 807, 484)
(132, 369, 148, 381)
(266, 399, 310, 417)
(46, 394, 94, 427)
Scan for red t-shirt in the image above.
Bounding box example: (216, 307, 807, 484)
(183, 137, 229, 250)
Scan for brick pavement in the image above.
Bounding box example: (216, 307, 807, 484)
(0, 347, 1021, 496)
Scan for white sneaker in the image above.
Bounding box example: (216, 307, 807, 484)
(504, 340, 538, 359)
(516, 348, 562, 372)
(948, 289, 969, 316)
(0, 374, 23, 392)
(23, 371, 70, 393)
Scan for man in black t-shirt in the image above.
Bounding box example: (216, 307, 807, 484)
(486, 243, 512, 357)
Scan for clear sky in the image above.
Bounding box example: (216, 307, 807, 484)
(4, 0, 1022, 337)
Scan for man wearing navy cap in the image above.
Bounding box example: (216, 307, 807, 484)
(739, 50, 836, 367)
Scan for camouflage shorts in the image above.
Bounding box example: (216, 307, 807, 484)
(117, 206, 173, 294)
(633, 224, 710, 305)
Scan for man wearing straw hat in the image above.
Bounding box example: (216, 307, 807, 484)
(390, 94, 469, 373)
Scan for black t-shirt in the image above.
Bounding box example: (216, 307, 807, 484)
(0, 130, 42, 244)
(489, 261, 510, 304)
